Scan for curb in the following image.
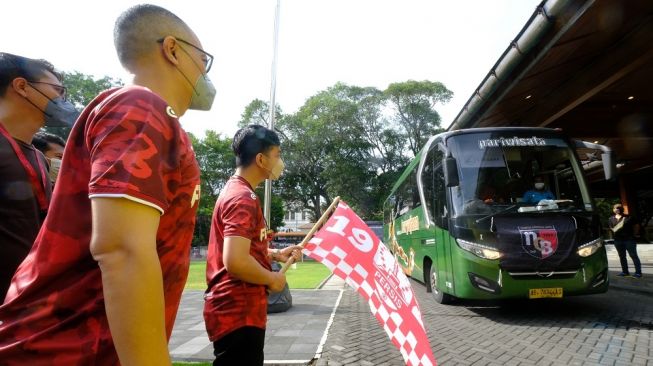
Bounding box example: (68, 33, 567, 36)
(316, 273, 334, 290)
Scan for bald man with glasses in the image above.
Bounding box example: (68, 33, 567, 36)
(0, 4, 215, 365)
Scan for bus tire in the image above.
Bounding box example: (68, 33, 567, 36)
(429, 264, 454, 305)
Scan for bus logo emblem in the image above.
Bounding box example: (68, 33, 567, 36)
(519, 226, 558, 259)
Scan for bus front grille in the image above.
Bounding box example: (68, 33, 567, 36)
(507, 270, 578, 280)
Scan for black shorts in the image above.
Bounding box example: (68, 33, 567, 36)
(213, 326, 266, 366)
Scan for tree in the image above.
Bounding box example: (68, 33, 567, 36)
(239, 80, 452, 222)
(64, 71, 123, 109)
(188, 131, 234, 246)
(238, 99, 284, 131)
(384, 80, 453, 156)
(189, 131, 285, 245)
(189, 131, 235, 216)
(277, 83, 375, 219)
(255, 187, 285, 231)
(44, 71, 123, 139)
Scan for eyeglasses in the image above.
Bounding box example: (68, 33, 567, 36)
(28, 81, 67, 101)
(157, 37, 214, 73)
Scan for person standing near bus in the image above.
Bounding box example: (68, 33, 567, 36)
(0, 5, 212, 364)
(609, 203, 642, 278)
(204, 124, 302, 365)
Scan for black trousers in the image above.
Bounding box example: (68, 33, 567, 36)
(614, 239, 642, 275)
(213, 326, 265, 366)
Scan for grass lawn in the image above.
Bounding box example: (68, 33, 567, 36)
(185, 260, 331, 290)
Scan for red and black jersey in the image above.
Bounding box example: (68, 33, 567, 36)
(203, 175, 270, 342)
(0, 134, 52, 301)
(0, 86, 201, 365)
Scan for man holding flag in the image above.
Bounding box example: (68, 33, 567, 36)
(204, 124, 302, 365)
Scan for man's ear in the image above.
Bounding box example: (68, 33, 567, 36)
(11, 77, 29, 98)
(160, 36, 180, 66)
(255, 152, 265, 168)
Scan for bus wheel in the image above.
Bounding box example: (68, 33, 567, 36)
(429, 264, 454, 305)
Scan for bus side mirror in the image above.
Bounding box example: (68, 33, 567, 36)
(602, 152, 616, 180)
(444, 157, 459, 187)
(574, 140, 617, 181)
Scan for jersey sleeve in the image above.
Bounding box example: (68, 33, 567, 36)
(87, 89, 178, 214)
(222, 193, 260, 239)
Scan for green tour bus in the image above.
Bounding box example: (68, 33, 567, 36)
(383, 127, 615, 304)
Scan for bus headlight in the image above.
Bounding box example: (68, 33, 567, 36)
(577, 238, 603, 257)
(457, 239, 502, 260)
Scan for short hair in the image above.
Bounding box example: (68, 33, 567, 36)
(32, 132, 66, 154)
(0, 53, 62, 97)
(114, 4, 194, 72)
(613, 203, 624, 212)
(232, 125, 280, 167)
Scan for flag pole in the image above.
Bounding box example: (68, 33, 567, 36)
(280, 196, 341, 273)
(264, 0, 281, 226)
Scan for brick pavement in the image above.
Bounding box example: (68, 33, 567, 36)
(316, 247, 653, 366)
(171, 245, 653, 365)
(317, 279, 653, 365)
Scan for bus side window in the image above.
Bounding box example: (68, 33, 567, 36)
(395, 169, 421, 215)
(383, 196, 395, 225)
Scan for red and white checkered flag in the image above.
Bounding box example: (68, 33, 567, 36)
(303, 201, 436, 366)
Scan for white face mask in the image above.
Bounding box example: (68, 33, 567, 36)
(269, 158, 285, 180)
(48, 158, 62, 183)
(263, 155, 285, 180)
(534, 182, 545, 190)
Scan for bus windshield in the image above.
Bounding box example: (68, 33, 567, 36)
(446, 132, 593, 217)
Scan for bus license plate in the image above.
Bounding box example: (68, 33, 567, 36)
(529, 288, 563, 299)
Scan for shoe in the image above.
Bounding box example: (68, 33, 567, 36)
(633, 273, 642, 278)
(617, 272, 630, 277)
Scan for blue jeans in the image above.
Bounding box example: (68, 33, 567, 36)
(614, 239, 642, 275)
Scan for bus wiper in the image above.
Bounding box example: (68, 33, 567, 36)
(475, 205, 518, 224)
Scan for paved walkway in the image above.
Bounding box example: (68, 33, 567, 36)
(170, 244, 652, 364)
(170, 286, 343, 364)
(606, 243, 653, 295)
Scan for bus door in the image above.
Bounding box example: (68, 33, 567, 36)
(421, 143, 454, 294)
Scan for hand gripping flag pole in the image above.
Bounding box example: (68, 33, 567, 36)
(279, 196, 341, 274)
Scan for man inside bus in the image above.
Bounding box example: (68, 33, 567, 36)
(522, 175, 554, 204)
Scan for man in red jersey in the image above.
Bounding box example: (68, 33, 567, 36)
(0, 53, 74, 301)
(0, 4, 214, 365)
(204, 124, 302, 365)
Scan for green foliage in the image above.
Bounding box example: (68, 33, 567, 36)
(185, 261, 329, 290)
(255, 187, 285, 231)
(189, 131, 285, 246)
(595, 198, 620, 228)
(271, 80, 451, 221)
(63, 71, 124, 109)
(238, 98, 283, 130)
(189, 131, 233, 247)
(189, 131, 235, 216)
(385, 80, 453, 155)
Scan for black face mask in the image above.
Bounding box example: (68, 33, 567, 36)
(26, 83, 80, 127)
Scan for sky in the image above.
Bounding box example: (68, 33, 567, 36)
(3, 0, 540, 138)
